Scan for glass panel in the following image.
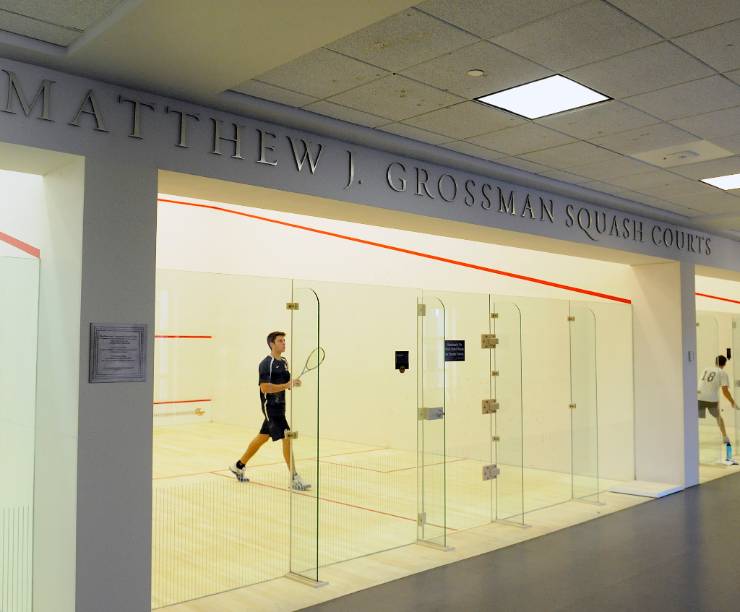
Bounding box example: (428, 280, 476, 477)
(569, 303, 599, 502)
(152, 271, 293, 607)
(493, 300, 524, 522)
(0, 256, 40, 612)
(735, 318, 740, 450)
(288, 282, 320, 581)
(429, 291, 491, 532)
(518, 297, 571, 513)
(309, 280, 418, 567)
(696, 313, 721, 465)
(417, 295, 446, 547)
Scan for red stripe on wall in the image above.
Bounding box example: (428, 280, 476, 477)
(155, 335, 213, 339)
(0, 230, 40, 258)
(153, 399, 212, 405)
(158, 197, 632, 305)
(696, 292, 740, 305)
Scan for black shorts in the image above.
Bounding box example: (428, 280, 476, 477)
(259, 410, 290, 441)
(698, 400, 720, 419)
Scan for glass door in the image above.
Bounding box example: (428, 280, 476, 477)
(569, 303, 600, 502)
(287, 282, 322, 584)
(417, 295, 447, 548)
(492, 300, 525, 523)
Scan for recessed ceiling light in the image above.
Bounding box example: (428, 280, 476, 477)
(476, 75, 609, 119)
(701, 173, 740, 190)
(466, 69, 485, 77)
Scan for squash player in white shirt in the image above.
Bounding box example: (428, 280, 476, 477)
(698, 355, 738, 463)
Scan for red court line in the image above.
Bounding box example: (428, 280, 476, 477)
(696, 292, 740, 305)
(210, 470, 456, 531)
(158, 197, 631, 305)
(155, 334, 213, 339)
(0, 230, 40, 258)
(151, 446, 388, 480)
(154, 399, 212, 405)
(320, 457, 464, 474)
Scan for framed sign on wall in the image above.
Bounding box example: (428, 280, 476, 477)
(89, 323, 148, 383)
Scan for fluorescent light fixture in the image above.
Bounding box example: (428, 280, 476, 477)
(701, 173, 740, 190)
(477, 75, 609, 119)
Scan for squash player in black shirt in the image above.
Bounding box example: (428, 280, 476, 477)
(229, 331, 311, 490)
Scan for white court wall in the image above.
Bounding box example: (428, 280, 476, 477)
(0, 170, 43, 507)
(156, 197, 636, 301)
(0, 169, 43, 254)
(156, 197, 635, 482)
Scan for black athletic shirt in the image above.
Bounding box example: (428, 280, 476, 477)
(258, 355, 291, 413)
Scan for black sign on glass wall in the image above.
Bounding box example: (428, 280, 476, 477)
(444, 340, 465, 362)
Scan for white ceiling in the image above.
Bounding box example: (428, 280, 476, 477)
(0, 0, 739, 234)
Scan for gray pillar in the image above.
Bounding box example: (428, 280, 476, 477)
(75, 156, 157, 612)
(631, 261, 698, 487)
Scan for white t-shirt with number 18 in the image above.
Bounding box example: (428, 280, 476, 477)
(698, 367, 730, 403)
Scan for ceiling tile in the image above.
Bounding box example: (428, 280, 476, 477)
(303, 101, 389, 127)
(400, 41, 552, 99)
(441, 141, 507, 162)
(0, 9, 79, 45)
(667, 190, 740, 215)
(491, 1, 660, 71)
(495, 156, 553, 175)
(536, 101, 660, 140)
(579, 180, 634, 195)
(0, 0, 123, 30)
(231, 80, 317, 107)
(630, 140, 734, 168)
(519, 141, 620, 169)
(418, 0, 584, 38)
(536, 167, 593, 184)
(590, 123, 698, 155)
(635, 178, 716, 199)
(328, 75, 462, 122)
(624, 76, 740, 121)
(467, 123, 576, 155)
(633, 197, 703, 217)
(403, 101, 523, 140)
(326, 8, 477, 72)
(378, 123, 451, 145)
(674, 20, 740, 73)
(608, 0, 740, 37)
(671, 155, 740, 179)
(711, 132, 740, 154)
(568, 156, 657, 181)
(671, 106, 740, 140)
(726, 69, 740, 85)
(564, 42, 714, 99)
(605, 169, 698, 192)
(255, 48, 387, 99)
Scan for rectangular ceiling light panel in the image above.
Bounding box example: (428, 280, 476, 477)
(701, 173, 740, 190)
(477, 75, 608, 119)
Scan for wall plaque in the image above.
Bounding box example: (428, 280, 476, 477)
(445, 340, 465, 362)
(89, 323, 147, 383)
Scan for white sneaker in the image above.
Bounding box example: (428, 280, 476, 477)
(229, 463, 249, 482)
(292, 473, 311, 491)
